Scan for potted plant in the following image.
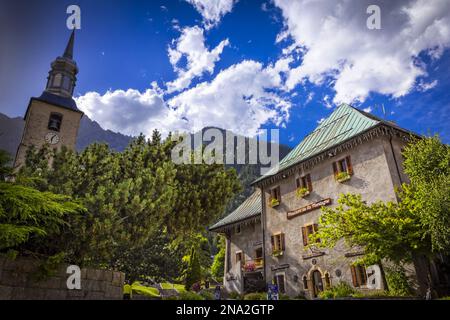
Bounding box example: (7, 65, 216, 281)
(270, 197, 280, 207)
(296, 187, 310, 198)
(336, 171, 351, 183)
(244, 262, 256, 272)
(272, 249, 284, 257)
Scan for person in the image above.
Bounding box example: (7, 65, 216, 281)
(123, 281, 132, 300)
(214, 285, 221, 300)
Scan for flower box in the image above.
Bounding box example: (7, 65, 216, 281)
(272, 250, 284, 257)
(336, 171, 351, 183)
(296, 187, 310, 198)
(270, 198, 280, 208)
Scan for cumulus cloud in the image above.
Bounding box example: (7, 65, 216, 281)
(167, 59, 292, 137)
(167, 26, 229, 93)
(76, 59, 291, 138)
(185, 0, 237, 29)
(274, 0, 450, 105)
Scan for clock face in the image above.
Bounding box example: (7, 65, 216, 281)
(45, 132, 60, 145)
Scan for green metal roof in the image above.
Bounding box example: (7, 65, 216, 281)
(209, 190, 261, 231)
(253, 104, 381, 184)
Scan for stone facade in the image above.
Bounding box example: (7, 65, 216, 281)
(14, 99, 83, 169)
(261, 135, 408, 298)
(0, 257, 124, 300)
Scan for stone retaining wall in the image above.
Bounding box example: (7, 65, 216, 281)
(0, 256, 124, 300)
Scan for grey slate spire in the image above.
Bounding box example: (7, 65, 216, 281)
(63, 29, 75, 60)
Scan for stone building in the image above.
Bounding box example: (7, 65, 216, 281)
(14, 30, 83, 169)
(211, 103, 424, 298)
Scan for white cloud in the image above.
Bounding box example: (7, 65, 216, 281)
(274, 0, 450, 105)
(185, 0, 237, 29)
(76, 59, 291, 138)
(167, 26, 229, 93)
(363, 107, 373, 113)
(417, 79, 438, 92)
(167, 59, 292, 137)
(75, 88, 178, 138)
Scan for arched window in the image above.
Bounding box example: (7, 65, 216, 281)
(48, 113, 63, 132)
(52, 74, 62, 87)
(302, 275, 308, 289)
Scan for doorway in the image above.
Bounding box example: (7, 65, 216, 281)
(311, 270, 324, 297)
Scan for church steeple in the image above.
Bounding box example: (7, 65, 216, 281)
(44, 29, 78, 98)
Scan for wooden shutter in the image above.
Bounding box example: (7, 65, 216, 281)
(271, 235, 275, 250)
(302, 227, 308, 246)
(361, 265, 368, 285)
(350, 265, 358, 287)
(332, 162, 339, 178)
(296, 177, 301, 188)
(280, 233, 285, 251)
(346, 156, 353, 175)
(306, 174, 313, 192)
(277, 186, 281, 201)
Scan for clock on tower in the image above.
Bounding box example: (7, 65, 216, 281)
(14, 29, 84, 169)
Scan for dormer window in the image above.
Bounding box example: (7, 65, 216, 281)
(48, 113, 63, 132)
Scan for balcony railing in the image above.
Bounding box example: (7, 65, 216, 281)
(242, 259, 264, 272)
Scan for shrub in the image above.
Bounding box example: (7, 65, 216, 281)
(179, 291, 204, 300)
(279, 294, 291, 300)
(318, 282, 355, 299)
(243, 292, 267, 300)
(199, 290, 214, 300)
(296, 187, 309, 198)
(385, 266, 413, 297)
(228, 291, 242, 300)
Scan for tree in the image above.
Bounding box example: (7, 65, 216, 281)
(0, 182, 85, 255)
(0, 149, 12, 180)
(311, 136, 449, 295)
(16, 130, 241, 277)
(211, 235, 225, 281)
(184, 246, 202, 291)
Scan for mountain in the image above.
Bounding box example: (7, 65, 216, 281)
(0, 112, 291, 212)
(0, 112, 133, 159)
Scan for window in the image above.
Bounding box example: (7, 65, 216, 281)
(273, 274, 286, 294)
(333, 156, 353, 180)
(235, 224, 241, 235)
(269, 186, 281, 206)
(296, 174, 313, 192)
(255, 247, 263, 259)
(48, 113, 63, 132)
(350, 264, 367, 287)
(52, 74, 62, 87)
(302, 223, 320, 246)
(302, 275, 308, 289)
(236, 251, 244, 265)
(271, 233, 285, 256)
(62, 76, 71, 91)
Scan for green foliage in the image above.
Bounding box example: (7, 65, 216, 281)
(385, 265, 413, 296)
(336, 171, 351, 182)
(0, 149, 12, 180)
(199, 290, 214, 300)
(16, 130, 240, 277)
(178, 291, 204, 300)
(296, 187, 309, 198)
(279, 294, 291, 300)
(130, 282, 161, 298)
(184, 246, 202, 291)
(211, 236, 225, 281)
(228, 291, 242, 300)
(243, 292, 267, 300)
(318, 282, 355, 299)
(0, 181, 85, 254)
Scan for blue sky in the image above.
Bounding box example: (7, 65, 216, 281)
(1, 0, 449, 147)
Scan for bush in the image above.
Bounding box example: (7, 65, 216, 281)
(318, 282, 355, 299)
(385, 266, 413, 296)
(199, 290, 214, 300)
(179, 291, 204, 300)
(228, 291, 242, 300)
(279, 294, 291, 300)
(243, 292, 267, 300)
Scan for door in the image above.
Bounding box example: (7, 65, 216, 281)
(311, 270, 324, 297)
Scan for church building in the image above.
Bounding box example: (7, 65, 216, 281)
(14, 30, 83, 169)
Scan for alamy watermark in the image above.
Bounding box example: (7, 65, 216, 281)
(366, 5, 381, 30)
(66, 5, 81, 30)
(66, 265, 81, 290)
(171, 128, 280, 176)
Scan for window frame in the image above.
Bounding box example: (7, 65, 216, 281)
(47, 112, 63, 132)
(296, 174, 313, 192)
(271, 232, 285, 255)
(273, 273, 286, 294)
(302, 223, 320, 246)
(350, 264, 368, 288)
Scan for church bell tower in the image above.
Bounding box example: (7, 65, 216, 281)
(14, 30, 84, 169)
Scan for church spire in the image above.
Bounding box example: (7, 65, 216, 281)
(44, 30, 79, 98)
(63, 29, 75, 60)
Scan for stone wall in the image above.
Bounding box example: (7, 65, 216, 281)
(0, 257, 124, 300)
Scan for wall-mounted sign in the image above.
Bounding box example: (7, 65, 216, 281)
(287, 198, 332, 220)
